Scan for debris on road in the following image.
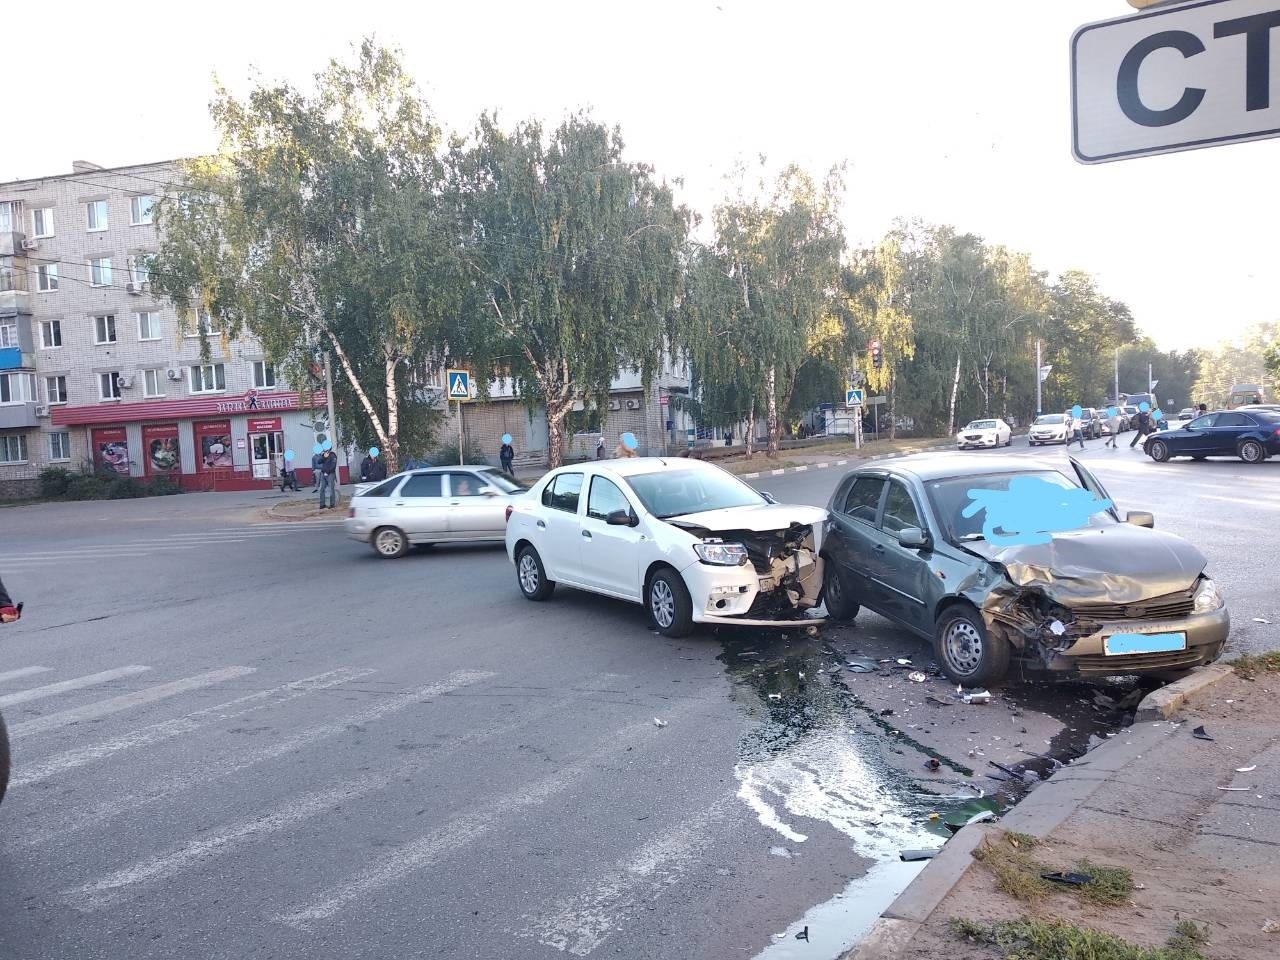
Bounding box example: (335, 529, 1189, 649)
(1042, 870, 1093, 887)
(899, 849, 940, 862)
(1253, 618, 1271, 624)
(795, 925, 810, 942)
(846, 657, 878, 673)
(908, 671, 928, 683)
(962, 689, 992, 705)
(1218, 786, 1249, 791)
(768, 693, 782, 701)
(653, 718, 668, 728)
(1192, 725, 1215, 741)
(1262, 918, 1280, 934)
(1236, 765, 1258, 773)
(924, 758, 942, 772)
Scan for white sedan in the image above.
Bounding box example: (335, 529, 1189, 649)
(1027, 413, 1069, 445)
(956, 418, 1013, 449)
(505, 457, 828, 637)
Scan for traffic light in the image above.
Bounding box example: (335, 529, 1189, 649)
(870, 339, 883, 369)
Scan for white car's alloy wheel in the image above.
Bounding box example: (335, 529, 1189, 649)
(518, 554, 540, 594)
(650, 578, 676, 629)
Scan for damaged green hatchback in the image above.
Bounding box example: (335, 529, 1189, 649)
(821, 454, 1229, 686)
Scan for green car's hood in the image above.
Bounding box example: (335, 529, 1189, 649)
(960, 523, 1206, 604)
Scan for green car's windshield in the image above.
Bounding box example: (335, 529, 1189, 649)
(626, 468, 763, 520)
(926, 470, 1116, 544)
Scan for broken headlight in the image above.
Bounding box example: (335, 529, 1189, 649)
(693, 541, 749, 566)
(1192, 577, 1223, 614)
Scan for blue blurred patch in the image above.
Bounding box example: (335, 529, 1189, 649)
(963, 475, 1113, 546)
(1105, 633, 1186, 655)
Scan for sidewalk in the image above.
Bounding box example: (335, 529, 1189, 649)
(849, 665, 1280, 960)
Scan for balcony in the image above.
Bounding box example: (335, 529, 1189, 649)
(0, 346, 30, 370)
(0, 401, 39, 429)
(0, 232, 29, 257)
(0, 290, 30, 316)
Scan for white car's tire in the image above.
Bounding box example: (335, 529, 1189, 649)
(372, 527, 408, 559)
(516, 546, 556, 601)
(647, 568, 693, 638)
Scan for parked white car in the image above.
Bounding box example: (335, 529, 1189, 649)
(346, 465, 526, 558)
(956, 418, 1013, 449)
(1027, 413, 1069, 445)
(505, 458, 828, 637)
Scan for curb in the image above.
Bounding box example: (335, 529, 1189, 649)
(1134, 662, 1235, 721)
(738, 441, 956, 481)
(841, 676, 1233, 960)
(265, 497, 346, 523)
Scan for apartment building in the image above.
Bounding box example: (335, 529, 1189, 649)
(0, 160, 341, 498)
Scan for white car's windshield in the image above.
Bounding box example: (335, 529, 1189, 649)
(926, 470, 1116, 543)
(626, 469, 763, 520)
(965, 420, 997, 430)
(1034, 415, 1065, 425)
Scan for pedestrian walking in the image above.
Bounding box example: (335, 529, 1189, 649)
(359, 447, 387, 484)
(0, 575, 20, 624)
(318, 447, 339, 509)
(1067, 411, 1086, 449)
(311, 448, 324, 490)
(595, 436, 605, 460)
(1197, 403, 1208, 416)
(1104, 407, 1121, 448)
(1129, 407, 1151, 448)
(614, 434, 637, 458)
(499, 438, 516, 478)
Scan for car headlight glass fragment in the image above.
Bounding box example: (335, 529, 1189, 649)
(694, 541, 749, 566)
(1192, 577, 1223, 614)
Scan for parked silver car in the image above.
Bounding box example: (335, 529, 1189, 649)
(345, 465, 526, 558)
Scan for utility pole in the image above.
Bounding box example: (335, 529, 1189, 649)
(1035, 339, 1043, 416)
(323, 352, 339, 466)
(1114, 348, 1120, 407)
(1148, 362, 1154, 398)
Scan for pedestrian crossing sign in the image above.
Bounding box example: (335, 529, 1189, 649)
(446, 369, 471, 401)
(846, 388, 864, 407)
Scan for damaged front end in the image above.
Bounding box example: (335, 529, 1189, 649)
(672, 515, 827, 627)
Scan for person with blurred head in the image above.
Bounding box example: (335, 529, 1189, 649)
(614, 437, 636, 459)
(318, 447, 339, 509)
(0, 576, 20, 624)
(1105, 408, 1121, 448)
(500, 439, 516, 477)
(595, 436, 605, 460)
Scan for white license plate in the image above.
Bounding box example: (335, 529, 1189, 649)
(1103, 632, 1187, 656)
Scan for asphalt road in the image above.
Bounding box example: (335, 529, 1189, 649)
(0, 436, 1273, 960)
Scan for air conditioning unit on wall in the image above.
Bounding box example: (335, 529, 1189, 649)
(117, 376, 134, 389)
(35, 404, 50, 418)
(21, 239, 39, 251)
(166, 368, 182, 381)
(608, 399, 621, 411)
(624, 399, 641, 410)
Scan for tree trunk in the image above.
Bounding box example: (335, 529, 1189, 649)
(383, 349, 401, 472)
(888, 371, 898, 441)
(327, 329, 390, 453)
(947, 350, 962, 436)
(765, 366, 781, 458)
(546, 412, 565, 470)
(1000, 372, 1008, 420)
(745, 402, 756, 459)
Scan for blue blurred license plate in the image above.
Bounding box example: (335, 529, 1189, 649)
(1104, 632, 1187, 656)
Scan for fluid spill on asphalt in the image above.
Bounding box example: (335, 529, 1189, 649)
(717, 627, 1140, 959)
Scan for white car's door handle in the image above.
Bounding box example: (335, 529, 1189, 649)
(536, 520, 546, 529)
(581, 530, 592, 539)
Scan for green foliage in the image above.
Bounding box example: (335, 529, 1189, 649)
(1233, 650, 1280, 678)
(949, 916, 1210, 960)
(1193, 321, 1276, 406)
(450, 113, 688, 466)
(1077, 860, 1135, 906)
(38, 467, 74, 499)
(63, 475, 105, 501)
(427, 437, 490, 468)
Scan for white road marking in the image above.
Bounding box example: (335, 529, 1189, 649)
(10, 666, 255, 739)
(273, 710, 693, 930)
(0, 666, 53, 684)
(12, 668, 374, 788)
(65, 772, 397, 912)
(0, 666, 151, 708)
(17, 670, 497, 848)
(520, 799, 732, 955)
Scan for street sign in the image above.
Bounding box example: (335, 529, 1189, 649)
(846, 388, 865, 407)
(446, 369, 471, 401)
(1039, 364, 1054, 383)
(1072, 0, 1280, 163)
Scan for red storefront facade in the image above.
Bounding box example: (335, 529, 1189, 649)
(52, 391, 349, 491)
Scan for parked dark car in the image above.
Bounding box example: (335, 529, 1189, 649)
(1143, 409, 1280, 463)
(820, 454, 1228, 685)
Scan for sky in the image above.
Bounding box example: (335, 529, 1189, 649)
(6, 0, 1277, 352)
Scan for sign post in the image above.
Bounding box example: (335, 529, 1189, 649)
(447, 369, 471, 465)
(846, 387, 865, 451)
(1072, 0, 1280, 163)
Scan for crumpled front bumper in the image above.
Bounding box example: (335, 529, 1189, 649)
(1036, 606, 1230, 674)
(681, 545, 825, 627)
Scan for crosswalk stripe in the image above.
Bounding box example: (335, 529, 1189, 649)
(12, 668, 375, 789)
(273, 707, 701, 930)
(17, 669, 497, 850)
(9, 666, 255, 739)
(0, 666, 151, 708)
(0, 666, 53, 684)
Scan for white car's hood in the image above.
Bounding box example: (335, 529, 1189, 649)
(667, 502, 828, 533)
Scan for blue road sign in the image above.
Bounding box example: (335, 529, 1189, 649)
(446, 369, 471, 401)
(846, 388, 865, 406)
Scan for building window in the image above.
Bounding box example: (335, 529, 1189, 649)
(0, 435, 28, 464)
(48, 431, 71, 462)
(0, 258, 19, 294)
(129, 195, 155, 225)
(40, 320, 62, 349)
(252, 361, 276, 389)
(90, 257, 112, 287)
(0, 373, 37, 404)
(0, 322, 16, 348)
(129, 254, 152, 287)
(36, 263, 59, 292)
(93, 314, 118, 345)
(0, 201, 20, 232)
(143, 368, 165, 397)
(31, 207, 55, 238)
(186, 308, 218, 338)
(87, 199, 109, 231)
(45, 375, 68, 405)
(189, 363, 226, 393)
(136, 311, 161, 341)
(99, 372, 123, 401)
